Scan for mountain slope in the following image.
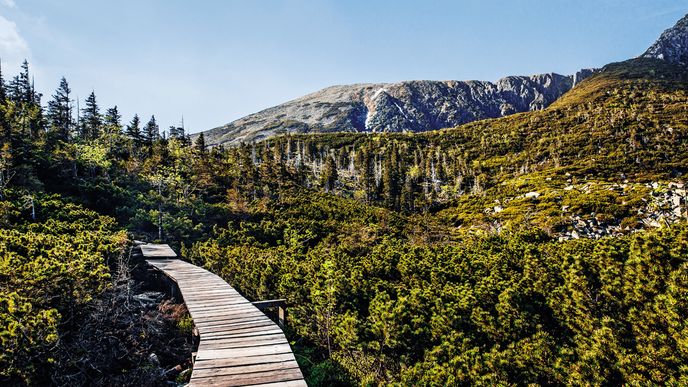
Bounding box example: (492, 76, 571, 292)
(202, 71, 594, 146)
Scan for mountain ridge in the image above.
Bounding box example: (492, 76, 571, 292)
(200, 13, 688, 146)
(202, 71, 592, 146)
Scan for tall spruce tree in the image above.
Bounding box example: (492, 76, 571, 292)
(0, 61, 9, 144)
(382, 144, 401, 209)
(355, 142, 376, 204)
(194, 132, 206, 156)
(46, 77, 72, 142)
(144, 115, 159, 146)
(104, 106, 122, 129)
(322, 154, 338, 193)
(126, 114, 142, 144)
(80, 91, 102, 140)
(0, 60, 6, 103)
(8, 60, 31, 104)
(168, 125, 184, 139)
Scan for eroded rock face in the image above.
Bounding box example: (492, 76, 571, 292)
(643, 14, 688, 65)
(203, 73, 583, 146)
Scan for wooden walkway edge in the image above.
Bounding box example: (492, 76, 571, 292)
(144, 247, 306, 387)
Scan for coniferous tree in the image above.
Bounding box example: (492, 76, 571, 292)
(80, 91, 102, 140)
(194, 132, 206, 156)
(8, 60, 32, 104)
(355, 141, 376, 204)
(126, 114, 142, 144)
(46, 77, 72, 142)
(238, 143, 258, 199)
(382, 144, 401, 209)
(0, 60, 6, 103)
(0, 61, 9, 144)
(322, 154, 338, 193)
(104, 106, 122, 129)
(144, 115, 159, 146)
(168, 125, 184, 139)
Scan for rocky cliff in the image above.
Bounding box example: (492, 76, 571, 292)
(643, 14, 688, 65)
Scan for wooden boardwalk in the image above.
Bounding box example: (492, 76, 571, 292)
(145, 251, 306, 386)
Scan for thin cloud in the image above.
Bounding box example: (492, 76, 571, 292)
(1, 0, 16, 9)
(0, 14, 30, 72)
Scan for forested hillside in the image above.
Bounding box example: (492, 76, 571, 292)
(1, 55, 687, 385)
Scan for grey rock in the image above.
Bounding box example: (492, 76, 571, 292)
(148, 353, 160, 367)
(573, 68, 597, 86)
(642, 14, 688, 65)
(133, 291, 164, 307)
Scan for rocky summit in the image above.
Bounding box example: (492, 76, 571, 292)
(202, 71, 595, 146)
(643, 13, 688, 65)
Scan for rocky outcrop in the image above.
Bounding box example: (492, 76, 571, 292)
(557, 182, 687, 241)
(642, 14, 688, 65)
(573, 68, 597, 86)
(203, 73, 587, 146)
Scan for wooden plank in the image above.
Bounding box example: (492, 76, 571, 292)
(194, 317, 272, 330)
(192, 353, 297, 370)
(186, 301, 255, 311)
(195, 317, 273, 330)
(200, 328, 286, 340)
(200, 339, 289, 352)
(190, 309, 266, 320)
(200, 328, 286, 341)
(188, 305, 261, 316)
(189, 368, 305, 387)
(247, 381, 308, 387)
(192, 315, 268, 325)
(201, 332, 286, 345)
(140, 244, 177, 258)
(191, 360, 299, 378)
(198, 336, 288, 350)
(197, 331, 287, 343)
(197, 322, 278, 336)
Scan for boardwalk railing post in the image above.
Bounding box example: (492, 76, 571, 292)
(252, 299, 288, 329)
(278, 305, 287, 328)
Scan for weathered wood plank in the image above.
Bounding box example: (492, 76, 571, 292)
(203, 326, 280, 338)
(195, 317, 274, 330)
(200, 328, 286, 341)
(196, 320, 275, 334)
(191, 311, 268, 324)
(191, 360, 299, 378)
(195, 348, 294, 364)
(192, 353, 297, 370)
(201, 333, 287, 345)
(198, 336, 288, 350)
(189, 368, 305, 387)
(140, 244, 178, 258)
(246, 381, 309, 387)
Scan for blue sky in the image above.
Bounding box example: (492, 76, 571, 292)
(0, 0, 686, 133)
